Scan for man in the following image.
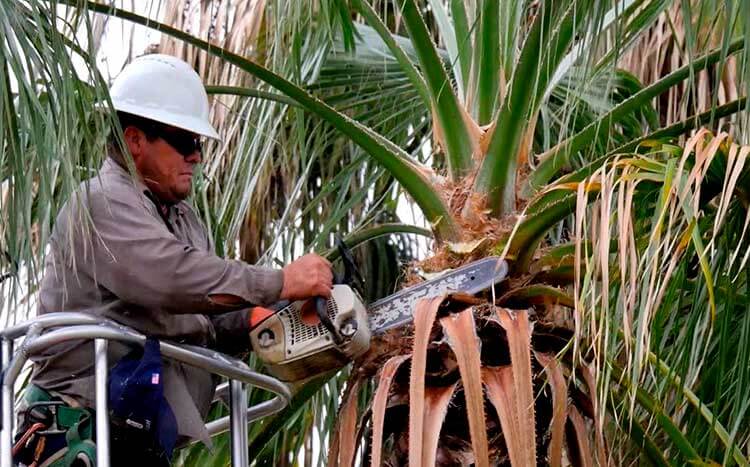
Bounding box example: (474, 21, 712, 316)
(15, 54, 332, 465)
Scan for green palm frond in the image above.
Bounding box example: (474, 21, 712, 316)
(0, 0, 112, 323)
(6, 0, 750, 465)
(572, 131, 750, 463)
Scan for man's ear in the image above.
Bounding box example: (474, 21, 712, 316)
(123, 126, 146, 162)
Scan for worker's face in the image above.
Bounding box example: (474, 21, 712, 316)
(124, 125, 202, 203)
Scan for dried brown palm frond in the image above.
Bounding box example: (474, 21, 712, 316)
(330, 294, 600, 466)
(573, 129, 750, 464)
(619, 2, 739, 127)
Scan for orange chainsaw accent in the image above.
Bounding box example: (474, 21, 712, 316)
(248, 306, 274, 329)
(300, 299, 321, 326)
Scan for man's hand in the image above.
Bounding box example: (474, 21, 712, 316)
(280, 254, 333, 301)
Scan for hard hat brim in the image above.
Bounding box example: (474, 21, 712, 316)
(112, 100, 221, 140)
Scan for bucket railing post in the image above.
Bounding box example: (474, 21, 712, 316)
(1, 338, 13, 467)
(229, 380, 249, 466)
(94, 338, 110, 467)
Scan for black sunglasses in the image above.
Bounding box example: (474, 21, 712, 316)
(144, 123, 203, 157)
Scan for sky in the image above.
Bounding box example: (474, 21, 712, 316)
(76, 1, 164, 80)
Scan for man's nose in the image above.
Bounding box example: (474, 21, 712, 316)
(184, 150, 202, 164)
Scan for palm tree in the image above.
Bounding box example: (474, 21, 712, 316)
(2, 0, 750, 465)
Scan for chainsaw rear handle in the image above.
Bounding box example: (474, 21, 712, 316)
(250, 239, 362, 333)
(249, 298, 345, 352)
(317, 237, 362, 344)
(248, 295, 340, 333)
(315, 296, 343, 345)
(334, 236, 365, 294)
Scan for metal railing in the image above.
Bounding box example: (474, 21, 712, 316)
(0, 313, 292, 467)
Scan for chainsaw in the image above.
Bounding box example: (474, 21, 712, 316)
(249, 239, 508, 383)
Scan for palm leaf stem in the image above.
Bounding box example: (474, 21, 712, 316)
(475, 0, 500, 125)
(476, 0, 590, 216)
(326, 223, 432, 261)
(450, 0, 472, 101)
(611, 98, 747, 155)
(205, 85, 301, 108)
(395, 0, 475, 179)
(525, 95, 748, 230)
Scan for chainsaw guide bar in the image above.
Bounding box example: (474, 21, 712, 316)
(368, 257, 508, 334)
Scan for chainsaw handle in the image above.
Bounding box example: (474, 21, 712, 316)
(315, 296, 343, 345)
(334, 236, 365, 294)
(249, 297, 344, 345)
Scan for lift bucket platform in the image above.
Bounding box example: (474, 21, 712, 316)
(0, 312, 291, 467)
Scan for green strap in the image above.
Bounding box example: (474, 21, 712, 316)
(24, 384, 53, 404)
(56, 406, 93, 439)
(47, 414, 97, 467)
(25, 386, 94, 438)
(23, 386, 97, 466)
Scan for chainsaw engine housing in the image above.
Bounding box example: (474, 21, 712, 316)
(250, 285, 370, 382)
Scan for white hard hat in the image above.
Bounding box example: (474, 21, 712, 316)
(109, 54, 220, 140)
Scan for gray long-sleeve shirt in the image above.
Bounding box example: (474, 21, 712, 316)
(30, 157, 283, 445)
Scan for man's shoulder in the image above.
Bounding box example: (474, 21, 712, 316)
(87, 159, 145, 201)
(57, 160, 150, 223)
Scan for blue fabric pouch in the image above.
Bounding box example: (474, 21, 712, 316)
(108, 337, 178, 459)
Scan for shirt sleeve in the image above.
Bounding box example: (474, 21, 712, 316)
(56, 186, 283, 314)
